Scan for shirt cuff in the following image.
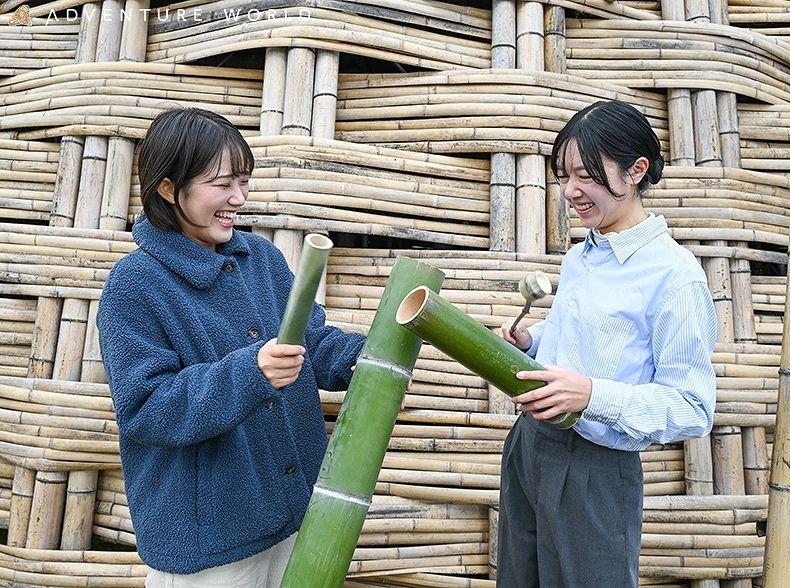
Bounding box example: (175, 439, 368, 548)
(582, 378, 622, 427)
(525, 326, 540, 358)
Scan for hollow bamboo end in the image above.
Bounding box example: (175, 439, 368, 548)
(396, 286, 430, 325)
(305, 233, 333, 250)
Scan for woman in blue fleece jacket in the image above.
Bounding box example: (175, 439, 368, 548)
(97, 108, 365, 587)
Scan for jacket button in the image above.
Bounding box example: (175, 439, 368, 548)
(284, 465, 297, 475)
(265, 400, 275, 410)
(248, 327, 260, 339)
(223, 262, 235, 272)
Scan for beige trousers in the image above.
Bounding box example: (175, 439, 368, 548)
(145, 534, 297, 588)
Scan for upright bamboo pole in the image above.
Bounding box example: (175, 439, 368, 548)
(282, 48, 315, 138)
(763, 248, 790, 587)
(257, 47, 288, 248)
(281, 257, 445, 588)
(515, 2, 545, 255)
(261, 48, 288, 136)
(7, 467, 35, 547)
(274, 47, 316, 269)
(25, 471, 68, 548)
(310, 50, 339, 304)
(544, 6, 568, 255)
(663, 0, 696, 168)
(489, 0, 516, 253)
(311, 51, 340, 141)
(489, 2, 517, 576)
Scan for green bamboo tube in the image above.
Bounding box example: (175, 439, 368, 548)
(280, 255, 444, 588)
(397, 287, 579, 429)
(277, 233, 333, 346)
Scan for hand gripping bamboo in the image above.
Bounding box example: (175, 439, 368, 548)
(397, 286, 580, 429)
(280, 256, 445, 588)
(277, 233, 333, 345)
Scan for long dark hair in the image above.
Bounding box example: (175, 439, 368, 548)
(550, 100, 664, 199)
(137, 108, 254, 231)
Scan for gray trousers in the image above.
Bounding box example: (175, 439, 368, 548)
(497, 414, 643, 587)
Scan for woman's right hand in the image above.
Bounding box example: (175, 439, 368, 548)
(257, 339, 305, 388)
(500, 321, 532, 351)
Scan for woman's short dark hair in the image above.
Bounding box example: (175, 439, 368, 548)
(550, 100, 664, 199)
(137, 108, 254, 232)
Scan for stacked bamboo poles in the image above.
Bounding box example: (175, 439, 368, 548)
(0, 297, 35, 377)
(0, 17, 78, 77)
(334, 70, 668, 155)
(739, 105, 790, 176)
(0, 138, 59, 222)
(144, 4, 491, 70)
(564, 20, 790, 104)
(234, 136, 490, 248)
(0, 65, 263, 142)
(763, 245, 790, 586)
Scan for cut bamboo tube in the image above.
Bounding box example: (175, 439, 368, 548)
(273, 229, 305, 272)
(742, 426, 770, 495)
(7, 466, 34, 547)
(278, 233, 333, 345)
(516, 3, 544, 71)
(515, 154, 545, 254)
(25, 470, 67, 548)
(52, 298, 88, 382)
(311, 51, 340, 141)
(282, 47, 316, 137)
(489, 1, 516, 256)
(59, 470, 98, 549)
(27, 298, 62, 379)
(397, 287, 578, 428)
(49, 138, 84, 228)
(260, 48, 288, 135)
(544, 6, 565, 75)
(717, 93, 741, 168)
(75, 3, 101, 64)
(685, 435, 715, 496)
(712, 426, 746, 495)
(281, 256, 445, 588)
(491, 0, 516, 69)
(763, 248, 790, 587)
(731, 248, 758, 344)
(489, 153, 515, 252)
(118, 0, 148, 63)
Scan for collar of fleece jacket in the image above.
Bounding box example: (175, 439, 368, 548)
(132, 215, 251, 289)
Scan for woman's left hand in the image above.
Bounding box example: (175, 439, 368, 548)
(512, 365, 592, 420)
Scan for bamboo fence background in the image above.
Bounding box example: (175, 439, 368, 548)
(0, 0, 788, 586)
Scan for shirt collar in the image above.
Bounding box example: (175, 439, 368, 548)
(132, 215, 250, 289)
(583, 213, 668, 264)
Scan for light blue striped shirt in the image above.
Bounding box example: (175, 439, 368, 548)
(527, 214, 717, 451)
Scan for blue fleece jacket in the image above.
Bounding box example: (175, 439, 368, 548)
(97, 216, 365, 574)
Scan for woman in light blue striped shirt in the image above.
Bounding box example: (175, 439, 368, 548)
(496, 100, 717, 587)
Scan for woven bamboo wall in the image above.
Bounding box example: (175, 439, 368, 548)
(0, 0, 788, 586)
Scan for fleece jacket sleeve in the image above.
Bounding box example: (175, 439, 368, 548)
(98, 291, 278, 448)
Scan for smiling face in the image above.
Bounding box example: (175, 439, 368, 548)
(557, 139, 648, 235)
(158, 148, 250, 251)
